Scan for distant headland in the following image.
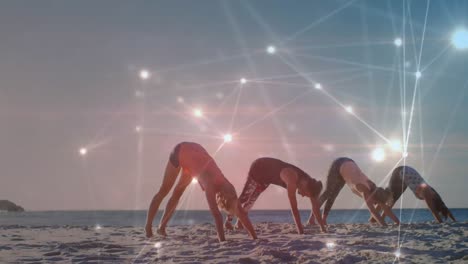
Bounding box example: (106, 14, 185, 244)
(0, 200, 25, 212)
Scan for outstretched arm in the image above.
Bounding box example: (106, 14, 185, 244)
(379, 203, 400, 225)
(205, 188, 226, 242)
(288, 189, 303, 234)
(362, 189, 387, 227)
(310, 197, 327, 232)
(235, 202, 257, 239)
(280, 168, 303, 234)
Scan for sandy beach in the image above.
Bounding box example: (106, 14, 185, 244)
(1, 221, 467, 263)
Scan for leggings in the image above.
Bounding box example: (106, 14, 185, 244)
(319, 157, 353, 216)
(226, 176, 269, 222)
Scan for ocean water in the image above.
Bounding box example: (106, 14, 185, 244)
(1, 209, 467, 227)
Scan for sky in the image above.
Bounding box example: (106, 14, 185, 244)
(1, 0, 467, 211)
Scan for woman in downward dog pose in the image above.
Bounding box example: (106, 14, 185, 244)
(371, 165, 456, 223)
(225, 157, 326, 234)
(145, 142, 257, 242)
(318, 157, 400, 226)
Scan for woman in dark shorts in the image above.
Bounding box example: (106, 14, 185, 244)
(316, 157, 399, 226)
(370, 165, 456, 223)
(225, 157, 326, 234)
(145, 142, 257, 242)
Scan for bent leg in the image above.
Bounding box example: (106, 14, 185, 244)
(157, 171, 192, 235)
(145, 161, 181, 236)
(316, 163, 345, 224)
(234, 177, 268, 229)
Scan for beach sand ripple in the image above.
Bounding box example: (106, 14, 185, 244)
(0, 222, 466, 263)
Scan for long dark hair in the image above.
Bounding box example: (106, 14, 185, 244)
(372, 187, 392, 204)
(306, 178, 323, 198)
(431, 187, 450, 220)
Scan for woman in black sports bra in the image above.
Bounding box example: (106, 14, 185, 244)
(225, 157, 326, 234)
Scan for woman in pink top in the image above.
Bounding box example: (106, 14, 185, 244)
(318, 157, 400, 226)
(145, 142, 257, 242)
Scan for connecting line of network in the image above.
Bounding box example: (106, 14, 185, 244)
(78, 19, 467, 261)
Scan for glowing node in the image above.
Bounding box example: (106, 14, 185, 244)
(394, 38, 403, 47)
(326, 241, 336, 250)
(394, 249, 401, 258)
(451, 28, 468, 50)
(314, 83, 322, 90)
(193, 108, 203, 118)
(287, 123, 297, 132)
(345, 106, 353, 114)
(95, 224, 102, 231)
(216, 92, 224, 99)
(79, 147, 88, 156)
(415, 71, 422, 79)
(266, 45, 276, 54)
(402, 151, 409, 158)
(192, 178, 198, 184)
(323, 144, 335, 152)
(176, 96, 185, 104)
(154, 242, 162, 248)
(389, 139, 402, 152)
(240, 78, 247, 85)
(135, 126, 142, 133)
(139, 69, 150, 80)
(371, 147, 385, 162)
(223, 134, 233, 143)
(135, 90, 144, 98)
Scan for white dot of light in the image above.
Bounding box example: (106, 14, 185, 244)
(402, 151, 409, 158)
(193, 108, 203, 118)
(415, 71, 422, 79)
(314, 83, 322, 90)
(139, 69, 150, 80)
(216, 92, 224, 99)
(135, 90, 144, 98)
(191, 178, 198, 184)
(389, 139, 402, 152)
(176, 96, 185, 104)
(394, 249, 401, 258)
(223, 134, 233, 143)
(394, 38, 403, 47)
(326, 241, 336, 250)
(240, 78, 247, 84)
(345, 106, 353, 113)
(323, 144, 335, 152)
(371, 147, 386, 162)
(135, 126, 142, 133)
(79, 147, 88, 156)
(95, 224, 102, 230)
(451, 28, 468, 50)
(266, 45, 276, 54)
(154, 242, 162, 248)
(287, 123, 297, 132)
